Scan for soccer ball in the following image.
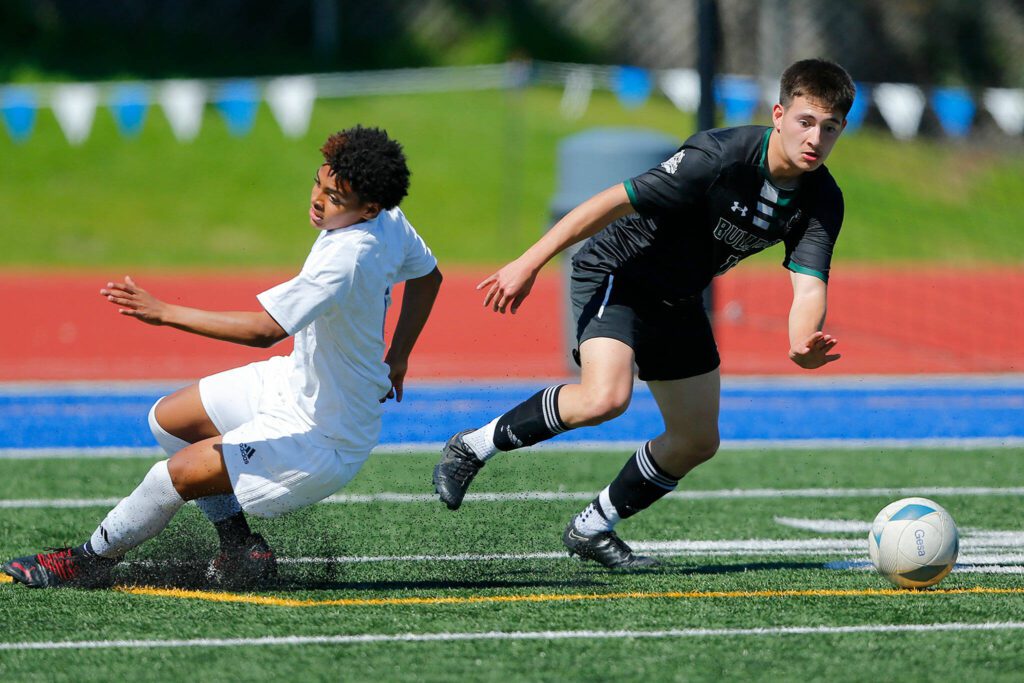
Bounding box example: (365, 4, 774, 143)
(868, 497, 959, 589)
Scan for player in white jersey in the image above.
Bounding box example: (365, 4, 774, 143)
(2, 126, 443, 589)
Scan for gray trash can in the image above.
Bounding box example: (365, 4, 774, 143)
(549, 127, 681, 373)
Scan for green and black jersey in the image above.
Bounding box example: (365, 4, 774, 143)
(571, 125, 843, 301)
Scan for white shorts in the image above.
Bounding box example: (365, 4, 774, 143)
(198, 357, 369, 518)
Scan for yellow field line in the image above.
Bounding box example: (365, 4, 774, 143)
(116, 585, 1024, 608)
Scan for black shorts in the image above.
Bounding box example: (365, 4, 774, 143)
(569, 266, 720, 381)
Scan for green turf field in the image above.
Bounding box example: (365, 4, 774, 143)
(2, 87, 1023, 269)
(3, 447, 1023, 681)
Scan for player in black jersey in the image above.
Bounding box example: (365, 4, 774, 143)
(434, 59, 855, 568)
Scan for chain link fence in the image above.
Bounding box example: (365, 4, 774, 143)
(530, 0, 1024, 88)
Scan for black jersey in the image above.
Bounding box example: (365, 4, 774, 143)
(571, 125, 843, 300)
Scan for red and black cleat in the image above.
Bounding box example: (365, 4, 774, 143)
(2, 548, 118, 589)
(206, 534, 278, 589)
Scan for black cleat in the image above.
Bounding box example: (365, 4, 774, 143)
(206, 533, 278, 589)
(433, 430, 485, 510)
(562, 521, 660, 569)
(2, 548, 118, 589)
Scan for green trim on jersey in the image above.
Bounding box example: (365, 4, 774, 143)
(624, 179, 639, 207)
(757, 128, 798, 206)
(758, 127, 771, 167)
(785, 260, 826, 282)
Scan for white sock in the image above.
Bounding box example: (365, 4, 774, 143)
(194, 494, 243, 523)
(574, 487, 619, 535)
(89, 460, 185, 558)
(461, 417, 500, 461)
(149, 399, 242, 523)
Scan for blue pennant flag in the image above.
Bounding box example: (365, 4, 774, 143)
(110, 84, 150, 137)
(931, 87, 975, 137)
(716, 76, 760, 125)
(612, 66, 652, 109)
(215, 80, 259, 136)
(844, 83, 870, 132)
(1, 87, 38, 142)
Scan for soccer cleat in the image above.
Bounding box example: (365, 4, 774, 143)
(2, 547, 118, 589)
(433, 430, 485, 510)
(206, 533, 278, 588)
(562, 520, 660, 569)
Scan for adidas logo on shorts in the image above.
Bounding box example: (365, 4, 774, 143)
(239, 443, 256, 464)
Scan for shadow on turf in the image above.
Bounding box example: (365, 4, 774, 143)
(561, 559, 825, 578)
(110, 559, 823, 592)
(108, 561, 604, 592)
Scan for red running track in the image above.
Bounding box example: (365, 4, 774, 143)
(1, 266, 1021, 381)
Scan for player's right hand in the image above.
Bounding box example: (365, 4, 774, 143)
(477, 258, 538, 314)
(99, 275, 167, 325)
(788, 330, 841, 369)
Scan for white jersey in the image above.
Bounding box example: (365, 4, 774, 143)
(256, 207, 436, 454)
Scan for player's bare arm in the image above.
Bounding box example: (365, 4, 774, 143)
(479, 184, 635, 314)
(787, 270, 840, 369)
(100, 275, 288, 348)
(383, 266, 443, 402)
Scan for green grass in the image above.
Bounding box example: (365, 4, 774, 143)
(3, 447, 1024, 681)
(1, 87, 1023, 270)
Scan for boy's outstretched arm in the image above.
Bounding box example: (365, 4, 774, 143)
(100, 275, 288, 348)
(479, 184, 635, 314)
(787, 270, 840, 369)
(383, 266, 443, 402)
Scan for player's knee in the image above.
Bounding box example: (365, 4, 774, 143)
(689, 435, 720, 463)
(662, 432, 720, 465)
(149, 398, 192, 455)
(578, 387, 631, 425)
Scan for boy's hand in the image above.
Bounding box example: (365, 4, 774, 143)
(789, 331, 840, 369)
(478, 258, 538, 314)
(382, 356, 408, 403)
(100, 276, 167, 325)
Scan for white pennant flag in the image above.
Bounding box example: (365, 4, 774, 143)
(983, 88, 1024, 136)
(159, 80, 205, 142)
(51, 84, 98, 145)
(559, 68, 593, 120)
(660, 68, 700, 112)
(266, 76, 316, 138)
(874, 83, 926, 140)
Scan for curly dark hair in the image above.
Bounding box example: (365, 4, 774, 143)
(320, 126, 410, 210)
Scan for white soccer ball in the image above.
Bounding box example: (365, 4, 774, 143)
(868, 497, 959, 589)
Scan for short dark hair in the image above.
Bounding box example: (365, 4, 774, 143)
(320, 126, 410, 210)
(780, 59, 856, 117)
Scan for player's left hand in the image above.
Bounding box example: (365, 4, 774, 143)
(788, 330, 841, 369)
(478, 257, 539, 314)
(100, 275, 167, 325)
(382, 357, 408, 402)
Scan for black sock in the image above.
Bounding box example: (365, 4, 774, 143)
(492, 385, 569, 451)
(214, 512, 253, 549)
(605, 441, 681, 520)
(73, 541, 96, 558)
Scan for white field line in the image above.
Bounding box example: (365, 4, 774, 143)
(774, 519, 1024, 545)
(265, 535, 1024, 564)
(5, 485, 1024, 509)
(774, 517, 871, 533)
(827, 559, 1024, 574)
(3, 622, 1024, 651)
